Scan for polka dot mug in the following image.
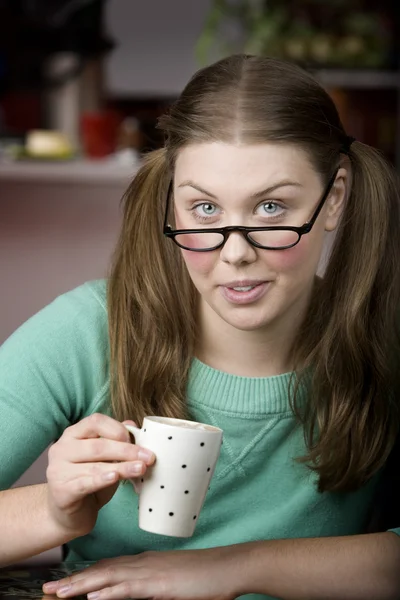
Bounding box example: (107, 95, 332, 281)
(125, 417, 223, 537)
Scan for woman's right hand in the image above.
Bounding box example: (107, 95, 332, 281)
(45, 413, 155, 538)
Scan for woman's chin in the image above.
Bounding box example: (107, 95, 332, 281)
(219, 309, 276, 333)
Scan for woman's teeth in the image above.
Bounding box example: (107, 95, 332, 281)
(232, 286, 256, 292)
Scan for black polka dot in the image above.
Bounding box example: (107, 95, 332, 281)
(193, 515, 197, 520)
(141, 478, 144, 482)
(168, 436, 173, 440)
(144, 429, 146, 432)
(169, 512, 174, 516)
(184, 490, 189, 494)
(160, 485, 165, 489)
(182, 464, 187, 468)
(207, 468, 211, 472)
(149, 508, 153, 512)
(200, 442, 205, 447)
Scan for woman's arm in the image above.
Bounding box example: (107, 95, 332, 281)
(0, 414, 154, 569)
(238, 532, 400, 599)
(0, 484, 74, 567)
(0, 283, 131, 567)
(43, 532, 400, 600)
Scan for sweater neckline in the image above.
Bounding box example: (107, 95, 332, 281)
(188, 357, 298, 415)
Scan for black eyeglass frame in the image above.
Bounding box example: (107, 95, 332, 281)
(163, 167, 339, 252)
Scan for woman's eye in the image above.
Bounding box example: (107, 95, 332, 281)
(258, 202, 284, 216)
(193, 203, 219, 218)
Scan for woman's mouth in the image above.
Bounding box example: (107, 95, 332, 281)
(220, 281, 270, 304)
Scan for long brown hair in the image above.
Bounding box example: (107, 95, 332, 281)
(108, 54, 400, 492)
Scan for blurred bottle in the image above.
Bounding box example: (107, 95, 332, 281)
(114, 117, 142, 165)
(44, 53, 81, 151)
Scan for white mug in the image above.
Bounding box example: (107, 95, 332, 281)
(125, 416, 223, 537)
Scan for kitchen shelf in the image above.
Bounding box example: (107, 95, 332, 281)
(313, 69, 400, 89)
(0, 157, 139, 185)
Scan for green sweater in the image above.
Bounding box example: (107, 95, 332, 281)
(1, 280, 398, 600)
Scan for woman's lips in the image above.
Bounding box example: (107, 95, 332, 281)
(219, 282, 270, 304)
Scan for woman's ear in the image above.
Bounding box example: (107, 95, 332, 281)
(324, 167, 348, 232)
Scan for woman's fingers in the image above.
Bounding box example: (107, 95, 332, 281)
(86, 581, 149, 600)
(47, 463, 145, 511)
(45, 566, 150, 600)
(62, 438, 155, 465)
(62, 413, 133, 442)
(49, 458, 147, 494)
(65, 469, 134, 500)
(49, 413, 155, 468)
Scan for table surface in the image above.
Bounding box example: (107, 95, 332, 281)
(0, 564, 93, 600)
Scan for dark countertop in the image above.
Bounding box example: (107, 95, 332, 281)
(0, 563, 93, 600)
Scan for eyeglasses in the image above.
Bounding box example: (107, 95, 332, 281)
(163, 168, 339, 252)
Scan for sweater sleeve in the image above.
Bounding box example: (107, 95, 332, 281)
(0, 280, 110, 490)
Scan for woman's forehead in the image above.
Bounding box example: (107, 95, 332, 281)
(174, 142, 319, 193)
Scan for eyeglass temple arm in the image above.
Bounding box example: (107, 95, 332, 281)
(163, 181, 174, 231)
(303, 168, 339, 231)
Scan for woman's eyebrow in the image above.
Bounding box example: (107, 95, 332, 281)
(251, 180, 303, 199)
(177, 180, 303, 199)
(177, 181, 217, 198)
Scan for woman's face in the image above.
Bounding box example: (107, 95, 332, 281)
(173, 142, 346, 335)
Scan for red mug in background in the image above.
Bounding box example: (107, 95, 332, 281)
(80, 110, 121, 158)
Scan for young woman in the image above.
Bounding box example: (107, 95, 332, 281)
(1, 54, 400, 600)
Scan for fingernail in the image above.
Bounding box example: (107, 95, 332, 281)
(87, 593, 99, 600)
(43, 582, 58, 592)
(57, 585, 71, 596)
(103, 471, 117, 481)
(129, 462, 144, 475)
(138, 448, 155, 463)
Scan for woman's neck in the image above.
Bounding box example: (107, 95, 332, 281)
(196, 338, 292, 378)
(196, 314, 299, 379)
(195, 294, 313, 378)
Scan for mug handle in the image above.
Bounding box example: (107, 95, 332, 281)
(124, 423, 141, 440)
(123, 423, 143, 494)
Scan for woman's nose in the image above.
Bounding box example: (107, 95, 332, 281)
(219, 231, 258, 265)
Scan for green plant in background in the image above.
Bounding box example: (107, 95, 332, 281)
(196, 0, 392, 69)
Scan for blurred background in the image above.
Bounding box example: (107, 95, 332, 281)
(1, 0, 399, 164)
(0, 1, 399, 552)
(3, 0, 399, 340)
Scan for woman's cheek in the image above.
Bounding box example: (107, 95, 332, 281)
(266, 237, 311, 271)
(181, 248, 215, 274)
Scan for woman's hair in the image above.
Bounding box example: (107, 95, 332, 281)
(108, 54, 400, 493)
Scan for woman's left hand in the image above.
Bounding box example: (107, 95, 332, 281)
(42, 547, 243, 600)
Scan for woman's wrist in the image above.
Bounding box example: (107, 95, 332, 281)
(45, 485, 94, 542)
(227, 541, 267, 597)
(212, 542, 264, 598)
